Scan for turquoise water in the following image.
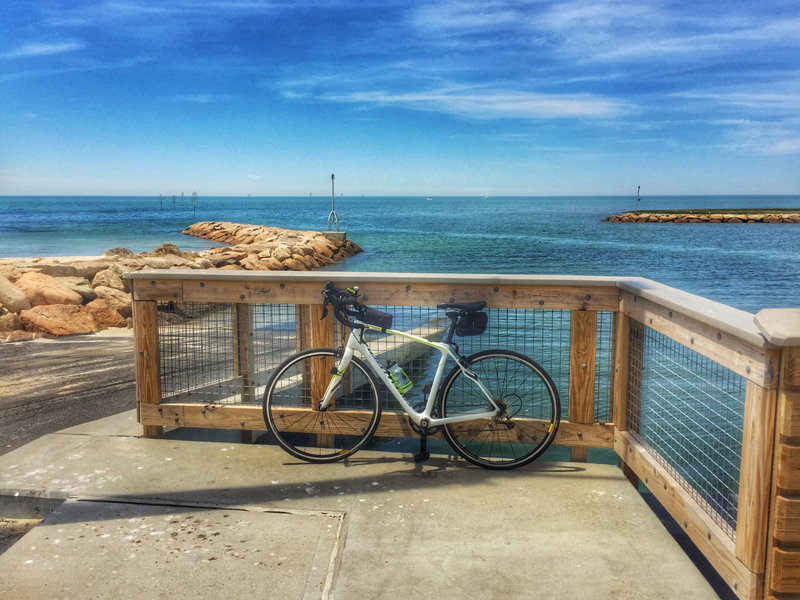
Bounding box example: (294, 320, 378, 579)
(1, 195, 799, 313)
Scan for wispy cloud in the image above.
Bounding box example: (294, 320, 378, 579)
(1, 41, 84, 59)
(173, 94, 238, 103)
(323, 88, 632, 119)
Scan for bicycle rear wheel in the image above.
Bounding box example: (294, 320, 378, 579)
(263, 348, 382, 463)
(439, 350, 560, 470)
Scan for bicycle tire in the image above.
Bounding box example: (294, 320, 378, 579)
(263, 348, 382, 463)
(439, 349, 560, 470)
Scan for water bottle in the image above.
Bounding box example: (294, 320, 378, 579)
(387, 360, 412, 394)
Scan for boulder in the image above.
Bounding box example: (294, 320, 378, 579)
(195, 258, 213, 269)
(85, 299, 127, 327)
(310, 240, 335, 258)
(92, 268, 126, 291)
(241, 254, 265, 270)
(261, 257, 285, 270)
(0, 265, 23, 283)
(126, 317, 133, 329)
(272, 245, 292, 262)
(726, 217, 744, 223)
(20, 304, 101, 336)
(14, 272, 83, 307)
(217, 264, 244, 270)
(283, 258, 308, 271)
(292, 244, 315, 257)
(55, 276, 97, 302)
(94, 286, 132, 318)
(0, 312, 24, 332)
(68, 261, 113, 280)
(139, 257, 175, 270)
(0, 275, 32, 313)
(295, 254, 317, 269)
(103, 247, 134, 257)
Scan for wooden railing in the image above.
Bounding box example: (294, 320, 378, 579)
(128, 270, 800, 600)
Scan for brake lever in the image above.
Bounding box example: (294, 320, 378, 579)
(321, 295, 330, 320)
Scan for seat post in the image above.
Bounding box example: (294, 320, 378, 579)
(445, 311, 460, 345)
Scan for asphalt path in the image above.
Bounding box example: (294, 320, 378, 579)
(0, 332, 135, 456)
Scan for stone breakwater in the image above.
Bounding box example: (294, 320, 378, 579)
(0, 223, 362, 342)
(604, 212, 800, 223)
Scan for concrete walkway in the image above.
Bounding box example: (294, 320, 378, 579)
(0, 412, 720, 599)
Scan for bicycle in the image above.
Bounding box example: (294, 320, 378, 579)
(262, 282, 560, 470)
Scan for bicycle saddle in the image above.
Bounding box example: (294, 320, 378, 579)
(436, 301, 487, 313)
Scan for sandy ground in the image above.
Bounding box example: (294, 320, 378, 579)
(0, 330, 136, 456)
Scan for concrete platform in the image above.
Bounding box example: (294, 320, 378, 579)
(0, 411, 721, 599)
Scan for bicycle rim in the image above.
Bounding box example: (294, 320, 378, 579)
(263, 349, 382, 463)
(440, 350, 560, 470)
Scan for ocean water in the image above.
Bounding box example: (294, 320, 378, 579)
(1, 195, 799, 313)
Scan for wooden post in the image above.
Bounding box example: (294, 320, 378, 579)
(133, 300, 163, 439)
(233, 304, 256, 443)
(621, 317, 645, 486)
(764, 346, 800, 598)
(569, 310, 597, 462)
(734, 381, 776, 573)
(612, 311, 638, 486)
(310, 304, 335, 447)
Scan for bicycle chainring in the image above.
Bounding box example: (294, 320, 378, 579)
(409, 401, 442, 436)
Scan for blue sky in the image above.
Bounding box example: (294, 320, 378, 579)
(1, 0, 799, 196)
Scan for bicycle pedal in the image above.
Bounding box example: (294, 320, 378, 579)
(413, 451, 431, 464)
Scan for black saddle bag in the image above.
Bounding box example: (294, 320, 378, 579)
(361, 307, 393, 330)
(456, 311, 488, 336)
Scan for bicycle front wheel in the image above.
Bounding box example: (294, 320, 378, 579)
(263, 348, 382, 463)
(439, 350, 560, 470)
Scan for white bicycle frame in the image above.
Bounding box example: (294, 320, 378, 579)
(318, 323, 501, 426)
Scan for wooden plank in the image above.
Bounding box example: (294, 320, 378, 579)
(778, 390, 800, 437)
(309, 304, 334, 447)
(615, 429, 760, 600)
(132, 279, 183, 301)
(133, 300, 163, 439)
(774, 496, 800, 542)
(620, 291, 778, 389)
(295, 305, 312, 351)
(611, 311, 630, 431)
(140, 403, 184, 427)
(735, 382, 777, 573)
(770, 548, 800, 593)
(776, 444, 800, 490)
(784, 347, 800, 388)
(569, 310, 596, 462)
(181, 279, 620, 311)
(233, 304, 255, 403)
(147, 403, 613, 447)
(233, 303, 256, 443)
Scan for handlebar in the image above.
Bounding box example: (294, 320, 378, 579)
(321, 282, 367, 329)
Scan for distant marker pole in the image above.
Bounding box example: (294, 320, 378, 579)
(636, 186, 641, 212)
(327, 173, 340, 232)
(192, 191, 198, 218)
(159, 194, 163, 210)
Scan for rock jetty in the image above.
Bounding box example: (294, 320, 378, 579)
(0, 223, 362, 342)
(604, 212, 800, 223)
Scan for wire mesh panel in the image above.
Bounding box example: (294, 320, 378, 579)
(159, 302, 314, 406)
(594, 311, 614, 422)
(158, 302, 237, 403)
(626, 321, 746, 539)
(334, 306, 573, 417)
(158, 302, 576, 426)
